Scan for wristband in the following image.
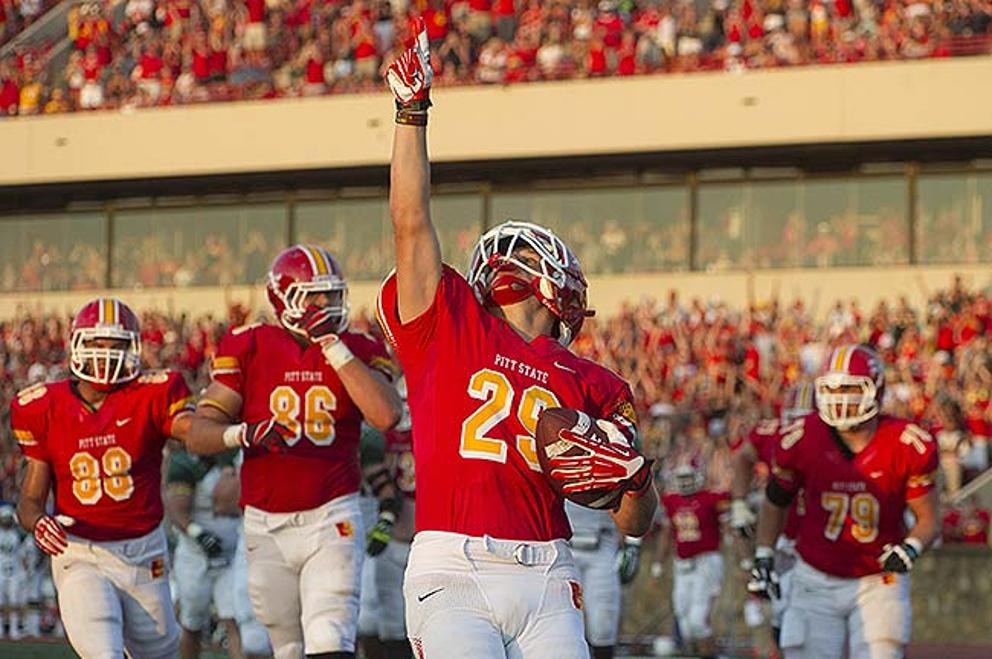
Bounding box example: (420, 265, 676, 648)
(395, 110, 428, 126)
(904, 537, 924, 556)
(222, 423, 245, 449)
(755, 545, 774, 560)
(378, 510, 397, 525)
(321, 337, 355, 370)
(186, 522, 204, 539)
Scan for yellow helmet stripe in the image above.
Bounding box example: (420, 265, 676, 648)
(832, 346, 848, 372)
(307, 246, 330, 276)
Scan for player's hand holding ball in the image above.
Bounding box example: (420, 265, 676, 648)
(386, 16, 433, 125)
(536, 408, 653, 510)
(33, 515, 68, 556)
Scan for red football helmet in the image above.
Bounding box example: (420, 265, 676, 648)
(467, 221, 593, 346)
(69, 297, 142, 390)
(781, 381, 815, 422)
(815, 344, 885, 430)
(266, 245, 349, 336)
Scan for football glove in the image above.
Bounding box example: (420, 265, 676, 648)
(747, 547, 780, 599)
(386, 16, 433, 106)
(730, 498, 757, 539)
(616, 537, 641, 585)
(299, 305, 341, 344)
(548, 419, 651, 496)
(33, 515, 68, 557)
(878, 538, 923, 573)
(237, 419, 294, 452)
(366, 512, 395, 557)
(187, 523, 224, 559)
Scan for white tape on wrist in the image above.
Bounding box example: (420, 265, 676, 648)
(222, 423, 245, 449)
(755, 545, 775, 560)
(186, 522, 204, 539)
(905, 537, 924, 556)
(321, 338, 355, 370)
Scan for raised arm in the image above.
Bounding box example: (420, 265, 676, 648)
(386, 17, 442, 323)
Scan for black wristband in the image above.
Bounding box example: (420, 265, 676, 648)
(395, 98, 432, 112)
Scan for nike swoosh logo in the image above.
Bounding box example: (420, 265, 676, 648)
(553, 361, 576, 373)
(417, 587, 444, 602)
(116, 418, 132, 427)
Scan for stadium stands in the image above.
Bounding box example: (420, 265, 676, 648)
(0, 0, 989, 115)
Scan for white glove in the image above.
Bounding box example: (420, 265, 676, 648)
(731, 498, 757, 538)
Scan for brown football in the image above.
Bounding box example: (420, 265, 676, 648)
(536, 407, 625, 510)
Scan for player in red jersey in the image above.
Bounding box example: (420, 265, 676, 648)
(382, 20, 657, 658)
(730, 382, 814, 645)
(657, 464, 729, 659)
(185, 244, 402, 659)
(749, 344, 940, 659)
(10, 297, 194, 659)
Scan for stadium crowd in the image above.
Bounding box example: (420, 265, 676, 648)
(0, 0, 991, 115)
(1, 275, 990, 544)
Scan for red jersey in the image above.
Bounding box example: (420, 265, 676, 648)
(661, 491, 728, 559)
(385, 429, 415, 499)
(771, 414, 938, 578)
(10, 373, 193, 542)
(377, 266, 636, 541)
(733, 418, 802, 539)
(211, 323, 394, 513)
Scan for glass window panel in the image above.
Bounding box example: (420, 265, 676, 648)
(490, 187, 689, 274)
(431, 195, 484, 274)
(917, 174, 974, 264)
(746, 181, 804, 269)
(978, 174, 992, 261)
(0, 213, 106, 292)
(294, 199, 391, 281)
(112, 204, 287, 288)
(696, 184, 745, 272)
(803, 177, 908, 268)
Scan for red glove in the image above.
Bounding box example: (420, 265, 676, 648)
(386, 16, 433, 106)
(549, 419, 652, 496)
(34, 515, 68, 557)
(299, 305, 343, 344)
(240, 419, 295, 451)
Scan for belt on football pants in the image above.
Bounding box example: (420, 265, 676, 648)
(470, 535, 567, 567)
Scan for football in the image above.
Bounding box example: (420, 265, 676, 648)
(536, 407, 625, 510)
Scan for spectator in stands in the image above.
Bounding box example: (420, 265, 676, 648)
(942, 495, 991, 545)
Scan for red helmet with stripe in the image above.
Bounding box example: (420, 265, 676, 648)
(781, 381, 815, 422)
(266, 245, 349, 336)
(815, 344, 885, 430)
(466, 221, 593, 347)
(70, 297, 142, 390)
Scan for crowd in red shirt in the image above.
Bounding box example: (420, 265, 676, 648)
(0, 0, 990, 115)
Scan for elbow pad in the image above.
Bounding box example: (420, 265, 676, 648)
(765, 479, 796, 508)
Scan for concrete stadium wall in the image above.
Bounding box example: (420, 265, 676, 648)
(3, 263, 991, 321)
(1, 57, 991, 186)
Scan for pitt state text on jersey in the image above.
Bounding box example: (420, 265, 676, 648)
(10, 372, 193, 541)
(661, 491, 729, 559)
(771, 413, 938, 578)
(734, 418, 803, 539)
(376, 265, 637, 542)
(210, 322, 395, 512)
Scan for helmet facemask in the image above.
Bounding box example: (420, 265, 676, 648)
(269, 273, 350, 337)
(467, 221, 592, 347)
(674, 465, 703, 495)
(70, 327, 142, 390)
(815, 375, 879, 430)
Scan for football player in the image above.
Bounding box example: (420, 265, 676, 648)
(10, 297, 194, 658)
(165, 449, 241, 659)
(749, 344, 940, 659)
(0, 504, 25, 640)
(565, 500, 641, 659)
(185, 244, 403, 659)
(657, 463, 729, 659)
(381, 19, 657, 658)
(730, 382, 814, 646)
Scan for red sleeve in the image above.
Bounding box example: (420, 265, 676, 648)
(210, 324, 258, 395)
(770, 417, 806, 495)
(597, 378, 638, 445)
(159, 371, 194, 437)
(9, 383, 51, 463)
(343, 331, 398, 382)
(375, 265, 479, 360)
(901, 423, 939, 500)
